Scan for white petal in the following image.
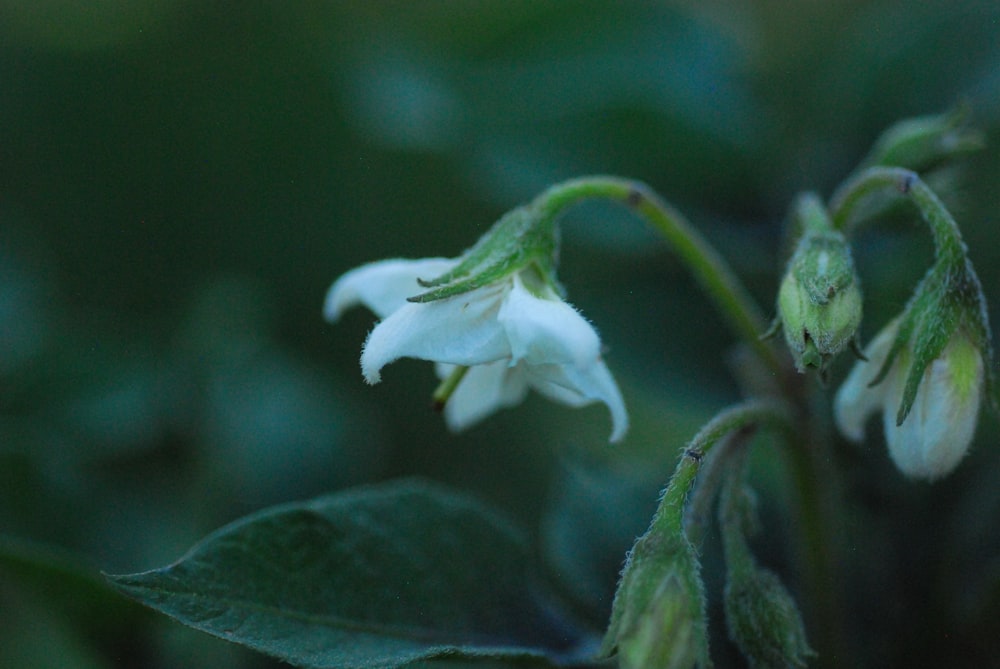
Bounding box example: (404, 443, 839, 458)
(495, 274, 626, 442)
(437, 361, 529, 432)
(360, 283, 510, 383)
(833, 320, 899, 442)
(885, 345, 983, 480)
(497, 274, 601, 367)
(526, 359, 629, 443)
(323, 257, 455, 321)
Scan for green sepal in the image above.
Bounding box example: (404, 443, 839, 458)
(407, 204, 559, 303)
(956, 259, 999, 415)
(896, 286, 960, 426)
(790, 232, 858, 308)
(876, 256, 993, 426)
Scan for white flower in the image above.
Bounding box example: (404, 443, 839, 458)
(324, 257, 628, 442)
(834, 319, 984, 480)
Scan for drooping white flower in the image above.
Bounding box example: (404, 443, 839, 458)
(834, 319, 984, 480)
(324, 257, 628, 442)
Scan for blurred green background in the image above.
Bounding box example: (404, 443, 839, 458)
(2, 1, 1000, 667)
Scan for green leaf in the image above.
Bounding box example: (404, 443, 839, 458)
(106, 478, 590, 669)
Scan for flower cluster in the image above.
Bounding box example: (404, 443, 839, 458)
(770, 173, 992, 480)
(314, 124, 995, 669)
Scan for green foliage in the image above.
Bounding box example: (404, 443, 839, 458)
(107, 479, 589, 669)
(3, 2, 1000, 668)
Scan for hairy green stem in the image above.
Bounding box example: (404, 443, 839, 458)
(829, 166, 968, 270)
(533, 176, 782, 374)
(785, 415, 845, 667)
(792, 192, 835, 237)
(648, 400, 792, 538)
(536, 176, 850, 663)
(682, 429, 749, 547)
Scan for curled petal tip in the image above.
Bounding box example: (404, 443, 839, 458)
(607, 407, 629, 444)
(360, 333, 387, 385)
(323, 302, 343, 324)
(322, 281, 350, 323)
(608, 422, 628, 444)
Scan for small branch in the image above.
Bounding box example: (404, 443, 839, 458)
(648, 399, 793, 538)
(829, 167, 968, 270)
(533, 176, 782, 374)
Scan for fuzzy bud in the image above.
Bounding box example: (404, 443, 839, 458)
(602, 530, 710, 669)
(777, 229, 863, 373)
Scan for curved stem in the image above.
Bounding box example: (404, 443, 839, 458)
(533, 176, 782, 375)
(536, 177, 849, 662)
(829, 167, 968, 269)
(649, 399, 792, 537)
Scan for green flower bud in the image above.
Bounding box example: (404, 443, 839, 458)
(724, 566, 815, 669)
(602, 529, 710, 669)
(776, 229, 863, 374)
(720, 471, 814, 668)
(620, 568, 703, 669)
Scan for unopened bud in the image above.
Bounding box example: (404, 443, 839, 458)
(720, 473, 814, 668)
(836, 317, 985, 479)
(776, 229, 862, 374)
(602, 530, 710, 669)
(725, 565, 815, 668)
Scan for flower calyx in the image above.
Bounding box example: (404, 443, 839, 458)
(877, 257, 990, 427)
(405, 202, 560, 304)
(770, 194, 863, 377)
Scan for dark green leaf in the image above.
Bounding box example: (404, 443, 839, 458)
(106, 478, 590, 669)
